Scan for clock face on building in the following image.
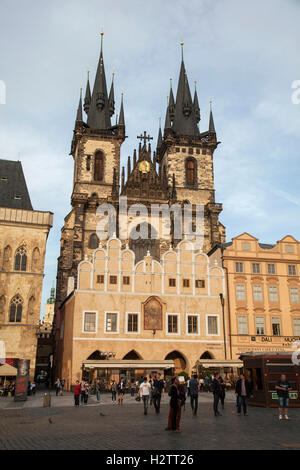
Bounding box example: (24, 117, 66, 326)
(138, 160, 151, 174)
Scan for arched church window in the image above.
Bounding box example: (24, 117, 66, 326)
(89, 233, 99, 249)
(186, 158, 196, 186)
(9, 295, 23, 323)
(94, 151, 104, 182)
(14, 246, 27, 271)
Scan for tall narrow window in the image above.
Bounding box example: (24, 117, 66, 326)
(207, 316, 218, 335)
(106, 313, 118, 332)
(187, 315, 198, 334)
(235, 262, 244, 273)
(269, 286, 278, 302)
(272, 317, 281, 336)
(14, 246, 27, 271)
(186, 158, 196, 186)
(127, 314, 138, 332)
(253, 285, 263, 302)
(236, 284, 246, 301)
(168, 315, 178, 334)
(290, 287, 299, 303)
(256, 316, 265, 335)
(9, 295, 23, 322)
(238, 316, 248, 335)
(84, 312, 96, 332)
(293, 318, 300, 336)
(94, 151, 104, 181)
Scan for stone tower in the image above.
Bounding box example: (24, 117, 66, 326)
(56, 33, 126, 307)
(156, 44, 225, 252)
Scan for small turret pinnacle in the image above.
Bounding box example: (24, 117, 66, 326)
(118, 92, 125, 126)
(193, 81, 200, 124)
(76, 88, 83, 122)
(108, 72, 115, 117)
(209, 100, 216, 134)
(84, 69, 91, 115)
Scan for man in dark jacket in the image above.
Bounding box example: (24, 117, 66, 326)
(152, 373, 165, 414)
(189, 374, 199, 416)
(212, 373, 222, 417)
(235, 373, 253, 416)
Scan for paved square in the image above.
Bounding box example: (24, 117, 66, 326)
(0, 390, 299, 450)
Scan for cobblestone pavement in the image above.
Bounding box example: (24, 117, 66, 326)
(0, 391, 300, 450)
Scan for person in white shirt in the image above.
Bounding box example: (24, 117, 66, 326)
(139, 377, 152, 415)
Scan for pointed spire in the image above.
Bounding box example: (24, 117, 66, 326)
(172, 42, 199, 137)
(118, 92, 125, 126)
(164, 96, 172, 131)
(193, 81, 200, 124)
(133, 149, 137, 167)
(127, 155, 131, 176)
(87, 31, 111, 130)
(209, 100, 216, 134)
(108, 72, 115, 117)
(76, 88, 83, 122)
(112, 167, 118, 198)
(121, 167, 125, 190)
(157, 116, 162, 149)
(84, 69, 91, 115)
(169, 78, 175, 121)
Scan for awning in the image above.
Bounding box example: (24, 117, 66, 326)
(196, 359, 243, 368)
(0, 363, 18, 376)
(83, 359, 175, 370)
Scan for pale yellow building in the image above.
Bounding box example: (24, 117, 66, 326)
(56, 237, 227, 389)
(209, 233, 300, 360)
(0, 159, 53, 379)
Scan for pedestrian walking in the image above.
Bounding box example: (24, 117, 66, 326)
(152, 373, 165, 414)
(83, 381, 89, 404)
(219, 376, 226, 410)
(176, 378, 186, 430)
(95, 379, 101, 402)
(54, 378, 61, 397)
(189, 374, 200, 416)
(80, 380, 85, 403)
(275, 374, 292, 420)
(74, 380, 81, 406)
(235, 373, 253, 416)
(139, 377, 151, 415)
(111, 380, 117, 403)
(117, 379, 125, 405)
(165, 377, 180, 433)
(212, 372, 222, 417)
(60, 378, 65, 396)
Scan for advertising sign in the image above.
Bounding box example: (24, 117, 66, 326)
(14, 359, 30, 402)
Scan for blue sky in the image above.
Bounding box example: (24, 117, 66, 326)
(0, 0, 300, 316)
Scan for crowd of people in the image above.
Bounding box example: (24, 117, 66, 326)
(70, 372, 293, 431)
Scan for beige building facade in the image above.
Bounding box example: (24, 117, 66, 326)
(0, 159, 53, 379)
(209, 233, 300, 360)
(56, 237, 226, 389)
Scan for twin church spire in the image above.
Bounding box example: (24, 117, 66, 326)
(75, 32, 125, 131)
(158, 42, 216, 146)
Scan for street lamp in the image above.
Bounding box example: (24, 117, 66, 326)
(219, 293, 227, 360)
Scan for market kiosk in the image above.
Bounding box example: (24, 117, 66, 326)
(240, 352, 300, 408)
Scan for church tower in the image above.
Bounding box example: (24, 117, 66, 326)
(56, 33, 126, 306)
(156, 43, 225, 252)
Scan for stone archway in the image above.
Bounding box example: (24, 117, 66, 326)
(122, 350, 142, 360)
(200, 351, 214, 359)
(165, 350, 187, 375)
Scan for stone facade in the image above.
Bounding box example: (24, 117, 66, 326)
(209, 233, 300, 359)
(0, 207, 53, 379)
(55, 237, 226, 389)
